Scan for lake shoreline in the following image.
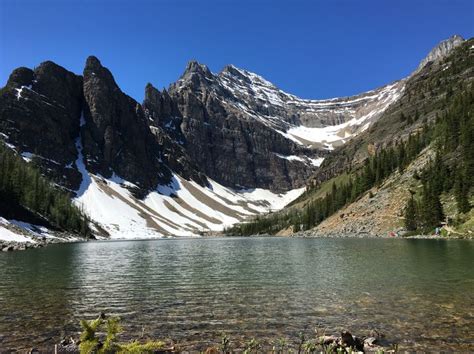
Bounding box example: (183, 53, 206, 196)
(290, 232, 473, 240)
(2, 231, 473, 252)
(53, 322, 394, 353)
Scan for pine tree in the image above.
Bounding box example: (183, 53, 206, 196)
(454, 167, 470, 213)
(404, 195, 417, 231)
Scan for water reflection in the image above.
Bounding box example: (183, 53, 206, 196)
(0, 238, 473, 350)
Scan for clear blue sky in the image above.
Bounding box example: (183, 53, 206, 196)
(1, 0, 473, 101)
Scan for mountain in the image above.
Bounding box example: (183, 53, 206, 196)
(229, 35, 473, 237)
(0, 35, 471, 239)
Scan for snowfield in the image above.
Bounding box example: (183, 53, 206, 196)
(0, 218, 33, 243)
(75, 173, 305, 239)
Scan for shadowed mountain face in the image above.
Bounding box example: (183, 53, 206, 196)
(80, 56, 174, 191)
(0, 62, 84, 190)
(0, 35, 466, 196)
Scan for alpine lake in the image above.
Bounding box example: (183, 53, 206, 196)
(0, 237, 473, 351)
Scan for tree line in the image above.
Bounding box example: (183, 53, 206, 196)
(0, 143, 91, 236)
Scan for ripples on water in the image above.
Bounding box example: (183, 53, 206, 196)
(0, 237, 473, 350)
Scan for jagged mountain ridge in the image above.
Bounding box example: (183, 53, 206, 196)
(144, 56, 406, 191)
(0, 35, 466, 238)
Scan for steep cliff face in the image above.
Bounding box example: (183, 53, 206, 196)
(143, 83, 208, 187)
(81, 56, 173, 192)
(0, 57, 178, 194)
(0, 62, 84, 190)
(173, 63, 319, 191)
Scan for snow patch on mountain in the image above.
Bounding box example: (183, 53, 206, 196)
(74, 172, 305, 239)
(0, 218, 33, 242)
(0, 217, 61, 243)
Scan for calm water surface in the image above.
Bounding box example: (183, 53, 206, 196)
(0, 237, 473, 350)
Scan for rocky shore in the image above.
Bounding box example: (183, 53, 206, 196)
(0, 234, 84, 252)
(290, 230, 473, 240)
(0, 240, 46, 252)
(50, 328, 393, 353)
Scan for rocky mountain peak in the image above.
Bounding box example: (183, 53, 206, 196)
(416, 34, 464, 72)
(220, 64, 251, 82)
(80, 56, 172, 190)
(170, 61, 215, 95)
(145, 82, 160, 100)
(183, 60, 212, 77)
(220, 64, 276, 89)
(85, 55, 102, 70)
(83, 55, 120, 93)
(6, 67, 34, 88)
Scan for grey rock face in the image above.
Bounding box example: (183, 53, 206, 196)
(153, 60, 402, 191)
(81, 56, 171, 191)
(143, 83, 208, 186)
(416, 35, 464, 72)
(161, 62, 322, 191)
(143, 83, 185, 143)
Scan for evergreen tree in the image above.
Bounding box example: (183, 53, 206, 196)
(454, 167, 470, 213)
(404, 194, 417, 231)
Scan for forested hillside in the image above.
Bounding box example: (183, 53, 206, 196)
(0, 143, 90, 236)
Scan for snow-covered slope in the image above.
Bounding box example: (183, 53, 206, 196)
(72, 126, 305, 238)
(75, 173, 304, 239)
(0, 217, 73, 243)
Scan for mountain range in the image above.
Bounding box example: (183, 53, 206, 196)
(0, 34, 472, 239)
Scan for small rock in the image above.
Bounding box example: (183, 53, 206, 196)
(369, 329, 384, 339)
(341, 330, 356, 347)
(353, 336, 364, 351)
(319, 335, 338, 345)
(364, 337, 377, 346)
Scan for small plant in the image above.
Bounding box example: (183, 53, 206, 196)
(302, 341, 317, 353)
(297, 332, 306, 354)
(219, 334, 231, 353)
(79, 314, 121, 354)
(118, 340, 165, 353)
(79, 314, 164, 354)
(322, 342, 336, 354)
(272, 337, 287, 353)
(243, 338, 261, 354)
